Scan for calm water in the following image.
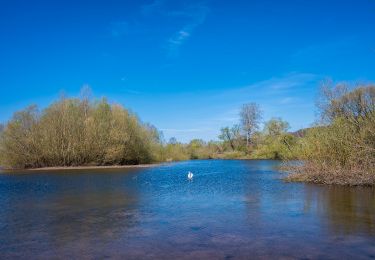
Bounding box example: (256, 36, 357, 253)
(0, 160, 374, 259)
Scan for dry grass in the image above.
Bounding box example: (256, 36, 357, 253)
(284, 162, 375, 186)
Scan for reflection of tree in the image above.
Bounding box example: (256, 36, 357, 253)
(46, 190, 140, 247)
(46, 170, 142, 249)
(304, 185, 375, 235)
(0, 169, 143, 257)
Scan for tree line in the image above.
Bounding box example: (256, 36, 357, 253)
(0, 91, 297, 168)
(0, 83, 374, 185)
(151, 82, 375, 185)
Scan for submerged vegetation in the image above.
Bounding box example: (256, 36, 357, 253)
(0, 83, 374, 186)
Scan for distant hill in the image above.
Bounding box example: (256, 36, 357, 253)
(290, 128, 312, 138)
(290, 126, 327, 138)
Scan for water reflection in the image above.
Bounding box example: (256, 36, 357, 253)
(0, 160, 374, 259)
(0, 169, 143, 258)
(304, 185, 375, 235)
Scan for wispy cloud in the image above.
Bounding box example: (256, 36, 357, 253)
(206, 72, 322, 131)
(216, 72, 320, 100)
(166, 4, 209, 57)
(257, 73, 319, 92)
(142, 0, 209, 57)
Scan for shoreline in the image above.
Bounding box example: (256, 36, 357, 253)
(0, 159, 282, 172)
(1, 163, 163, 172)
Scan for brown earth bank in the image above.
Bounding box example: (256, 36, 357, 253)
(0, 163, 163, 172)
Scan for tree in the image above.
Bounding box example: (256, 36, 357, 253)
(168, 137, 178, 145)
(187, 139, 207, 159)
(0, 105, 41, 168)
(219, 125, 242, 150)
(240, 103, 262, 146)
(264, 118, 290, 136)
(219, 127, 234, 150)
(251, 118, 296, 160)
(288, 83, 375, 185)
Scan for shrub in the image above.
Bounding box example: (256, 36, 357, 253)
(286, 84, 375, 185)
(0, 96, 162, 169)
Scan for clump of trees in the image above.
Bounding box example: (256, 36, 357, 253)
(161, 138, 190, 161)
(0, 91, 223, 169)
(2, 83, 373, 186)
(217, 103, 298, 160)
(161, 138, 221, 161)
(251, 118, 297, 160)
(0, 93, 163, 169)
(286, 83, 375, 185)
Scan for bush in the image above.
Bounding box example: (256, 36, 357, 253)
(252, 133, 298, 160)
(214, 151, 247, 159)
(251, 118, 298, 160)
(286, 84, 375, 185)
(0, 96, 162, 169)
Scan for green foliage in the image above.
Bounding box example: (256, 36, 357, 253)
(251, 118, 297, 160)
(263, 117, 290, 136)
(287, 84, 375, 185)
(187, 139, 221, 159)
(162, 141, 190, 162)
(0, 96, 162, 169)
(3, 83, 373, 187)
(214, 150, 247, 159)
(252, 133, 297, 160)
(187, 139, 206, 159)
(160, 139, 220, 161)
(218, 125, 246, 151)
(217, 111, 297, 160)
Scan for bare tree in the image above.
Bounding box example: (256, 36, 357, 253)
(316, 80, 348, 124)
(240, 103, 262, 146)
(317, 81, 375, 126)
(80, 84, 93, 118)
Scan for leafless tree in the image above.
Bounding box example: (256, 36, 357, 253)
(240, 103, 262, 146)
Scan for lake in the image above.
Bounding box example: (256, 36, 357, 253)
(0, 160, 374, 259)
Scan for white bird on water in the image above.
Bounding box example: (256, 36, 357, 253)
(187, 171, 193, 180)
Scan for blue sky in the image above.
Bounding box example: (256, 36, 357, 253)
(1, 0, 375, 142)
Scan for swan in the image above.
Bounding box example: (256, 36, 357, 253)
(187, 171, 193, 180)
